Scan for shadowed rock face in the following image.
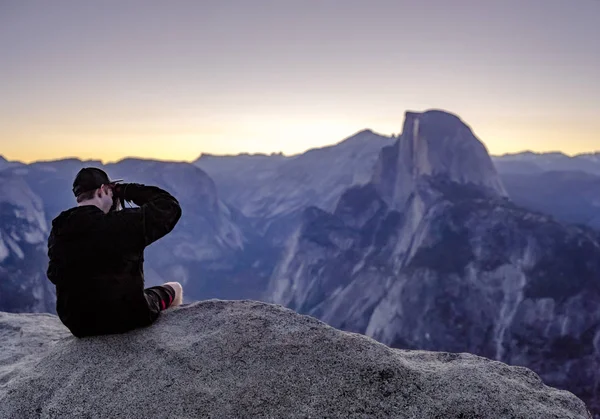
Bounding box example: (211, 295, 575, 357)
(268, 110, 600, 416)
(0, 301, 591, 418)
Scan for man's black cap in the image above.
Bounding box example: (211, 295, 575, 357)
(72, 167, 122, 197)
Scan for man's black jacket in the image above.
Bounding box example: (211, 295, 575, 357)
(47, 183, 182, 338)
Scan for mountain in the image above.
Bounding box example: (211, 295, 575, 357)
(500, 170, 600, 230)
(267, 110, 600, 415)
(491, 151, 600, 230)
(0, 301, 591, 418)
(7, 158, 104, 223)
(105, 158, 275, 300)
(372, 110, 507, 210)
(0, 171, 55, 313)
(0, 156, 24, 172)
(0, 158, 275, 312)
(194, 152, 290, 191)
(195, 129, 393, 245)
(493, 151, 600, 175)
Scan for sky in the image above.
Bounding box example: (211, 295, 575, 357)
(0, 0, 598, 164)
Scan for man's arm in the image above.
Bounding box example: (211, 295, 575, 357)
(104, 183, 182, 249)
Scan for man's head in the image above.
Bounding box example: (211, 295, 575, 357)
(72, 167, 122, 214)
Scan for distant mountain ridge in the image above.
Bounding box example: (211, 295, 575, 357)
(493, 151, 600, 175)
(500, 170, 600, 230)
(195, 129, 393, 245)
(491, 150, 600, 230)
(495, 150, 600, 159)
(195, 128, 392, 214)
(0, 156, 24, 172)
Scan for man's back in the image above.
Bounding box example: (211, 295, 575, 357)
(47, 183, 182, 337)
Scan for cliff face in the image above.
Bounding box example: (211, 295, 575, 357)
(268, 110, 599, 415)
(0, 301, 591, 418)
(372, 110, 507, 211)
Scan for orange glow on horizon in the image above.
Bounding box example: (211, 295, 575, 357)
(3, 117, 598, 165)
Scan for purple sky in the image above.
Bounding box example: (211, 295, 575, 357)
(1, 0, 598, 163)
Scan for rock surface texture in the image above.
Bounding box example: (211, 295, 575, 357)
(0, 301, 592, 418)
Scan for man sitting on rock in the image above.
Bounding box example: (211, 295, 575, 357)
(47, 167, 184, 338)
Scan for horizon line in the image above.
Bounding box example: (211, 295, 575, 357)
(4, 148, 600, 166)
(2, 125, 600, 165)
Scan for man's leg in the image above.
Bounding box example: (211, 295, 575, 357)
(163, 282, 183, 306)
(144, 283, 181, 312)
